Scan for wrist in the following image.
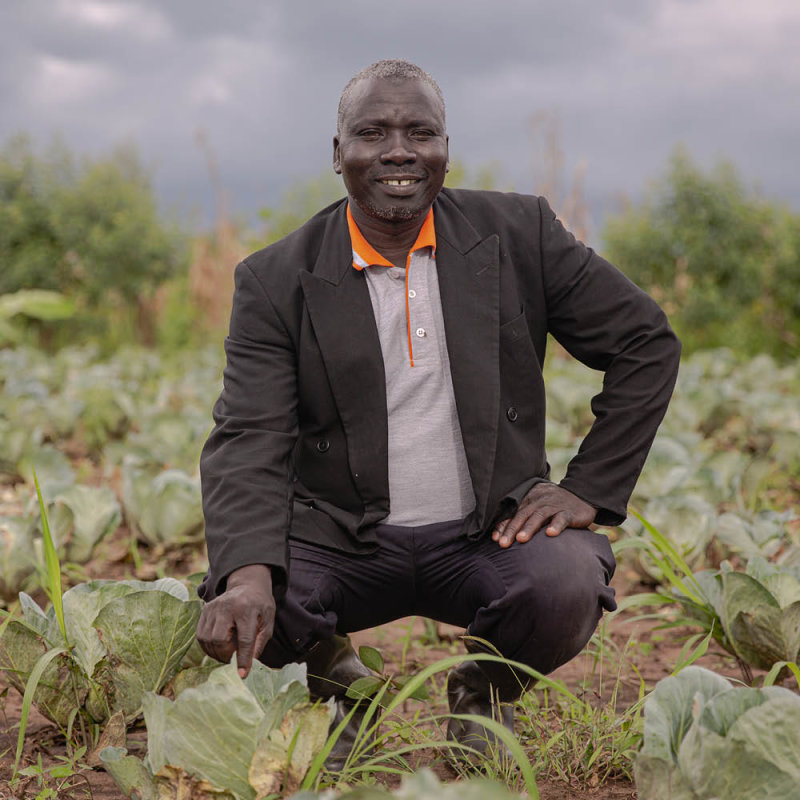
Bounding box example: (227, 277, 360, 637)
(226, 563, 273, 592)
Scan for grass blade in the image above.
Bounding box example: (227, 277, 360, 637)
(33, 471, 67, 644)
(13, 646, 67, 776)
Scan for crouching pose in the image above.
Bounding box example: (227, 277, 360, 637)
(196, 59, 680, 766)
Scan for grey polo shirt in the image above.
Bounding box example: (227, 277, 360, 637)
(348, 205, 476, 526)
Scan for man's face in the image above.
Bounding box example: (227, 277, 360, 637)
(333, 77, 449, 224)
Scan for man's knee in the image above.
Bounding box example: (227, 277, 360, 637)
(469, 529, 616, 674)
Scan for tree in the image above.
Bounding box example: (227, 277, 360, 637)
(602, 147, 800, 358)
(0, 135, 187, 345)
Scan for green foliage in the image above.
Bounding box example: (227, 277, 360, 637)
(675, 557, 800, 675)
(0, 578, 201, 729)
(635, 666, 800, 799)
(603, 146, 800, 358)
(0, 135, 188, 346)
(0, 289, 75, 346)
(100, 661, 331, 800)
(256, 172, 344, 248)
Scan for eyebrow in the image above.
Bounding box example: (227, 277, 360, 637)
(350, 116, 444, 130)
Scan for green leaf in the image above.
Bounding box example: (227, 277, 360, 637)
(393, 674, 429, 701)
(20, 449, 75, 502)
(358, 645, 384, 674)
(638, 666, 731, 763)
(727, 693, 800, 781)
(99, 746, 157, 800)
(48, 485, 122, 563)
(124, 464, 204, 545)
(13, 647, 67, 775)
(721, 571, 800, 668)
(33, 473, 67, 646)
(345, 675, 385, 700)
(0, 516, 38, 603)
(142, 663, 271, 800)
(0, 290, 75, 322)
(93, 590, 202, 718)
(249, 704, 332, 797)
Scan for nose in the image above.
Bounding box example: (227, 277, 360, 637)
(380, 132, 416, 165)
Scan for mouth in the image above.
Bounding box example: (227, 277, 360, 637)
(377, 176, 423, 187)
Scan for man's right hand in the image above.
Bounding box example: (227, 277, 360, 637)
(196, 564, 275, 679)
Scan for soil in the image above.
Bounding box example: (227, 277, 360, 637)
(0, 553, 748, 800)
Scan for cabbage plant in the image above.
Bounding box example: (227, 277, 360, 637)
(715, 509, 800, 565)
(623, 494, 717, 584)
(122, 456, 204, 545)
(675, 557, 800, 673)
(101, 661, 332, 800)
(0, 578, 200, 727)
(48, 484, 123, 562)
(0, 515, 37, 602)
(635, 666, 800, 799)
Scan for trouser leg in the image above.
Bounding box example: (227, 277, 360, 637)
(258, 536, 415, 669)
(413, 524, 617, 698)
(256, 536, 417, 771)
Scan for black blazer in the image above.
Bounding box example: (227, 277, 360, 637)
(199, 188, 680, 599)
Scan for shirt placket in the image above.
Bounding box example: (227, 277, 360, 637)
(406, 250, 430, 368)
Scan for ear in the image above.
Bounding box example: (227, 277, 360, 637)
(332, 135, 342, 174)
(445, 134, 450, 173)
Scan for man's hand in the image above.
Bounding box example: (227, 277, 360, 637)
(492, 483, 597, 548)
(196, 564, 275, 678)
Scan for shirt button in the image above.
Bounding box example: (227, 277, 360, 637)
(506, 407, 518, 422)
(415, 328, 426, 338)
(408, 289, 417, 298)
(316, 439, 330, 453)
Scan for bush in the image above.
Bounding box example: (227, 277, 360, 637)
(0, 135, 188, 347)
(602, 147, 800, 359)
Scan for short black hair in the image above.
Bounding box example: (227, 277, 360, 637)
(337, 59, 445, 135)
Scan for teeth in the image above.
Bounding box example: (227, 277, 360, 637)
(383, 179, 418, 186)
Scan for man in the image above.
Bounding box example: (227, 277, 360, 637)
(197, 59, 680, 764)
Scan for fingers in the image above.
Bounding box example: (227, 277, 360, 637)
(233, 607, 261, 678)
(196, 603, 237, 666)
(491, 484, 597, 547)
(235, 604, 275, 678)
(196, 590, 276, 678)
(545, 510, 570, 537)
(495, 507, 549, 547)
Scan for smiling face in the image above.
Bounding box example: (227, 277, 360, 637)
(333, 76, 449, 227)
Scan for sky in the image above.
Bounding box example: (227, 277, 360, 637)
(2, 0, 799, 242)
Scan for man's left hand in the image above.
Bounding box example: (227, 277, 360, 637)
(492, 483, 597, 548)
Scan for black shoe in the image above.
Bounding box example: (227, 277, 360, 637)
(305, 635, 376, 771)
(446, 660, 517, 760)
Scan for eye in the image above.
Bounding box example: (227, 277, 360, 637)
(410, 129, 434, 140)
(358, 129, 382, 141)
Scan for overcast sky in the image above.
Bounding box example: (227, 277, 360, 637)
(2, 0, 798, 242)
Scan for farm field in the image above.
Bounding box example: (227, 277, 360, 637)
(1, 343, 798, 799)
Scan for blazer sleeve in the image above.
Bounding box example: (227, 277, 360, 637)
(198, 260, 298, 600)
(537, 196, 681, 525)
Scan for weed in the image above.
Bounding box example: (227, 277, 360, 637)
(10, 746, 91, 800)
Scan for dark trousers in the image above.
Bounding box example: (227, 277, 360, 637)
(259, 519, 617, 685)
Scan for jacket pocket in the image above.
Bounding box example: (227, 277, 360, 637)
(499, 310, 535, 367)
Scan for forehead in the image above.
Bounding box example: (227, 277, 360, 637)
(341, 77, 445, 130)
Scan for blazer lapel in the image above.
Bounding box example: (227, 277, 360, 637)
(299, 205, 389, 517)
(434, 194, 501, 524)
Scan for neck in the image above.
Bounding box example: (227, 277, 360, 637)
(349, 200, 429, 268)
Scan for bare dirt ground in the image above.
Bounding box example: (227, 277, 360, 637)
(0, 555, 745, 800)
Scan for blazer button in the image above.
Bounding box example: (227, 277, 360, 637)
(316, 439, 330, 453)
(506, 406, 518, 422)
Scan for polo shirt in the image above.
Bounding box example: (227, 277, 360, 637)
(347, 204, 476, 526)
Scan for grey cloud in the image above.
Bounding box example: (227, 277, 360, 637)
(1, 0, 798, 239)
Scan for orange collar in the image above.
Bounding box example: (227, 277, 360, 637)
(347, 203, 436, 270)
